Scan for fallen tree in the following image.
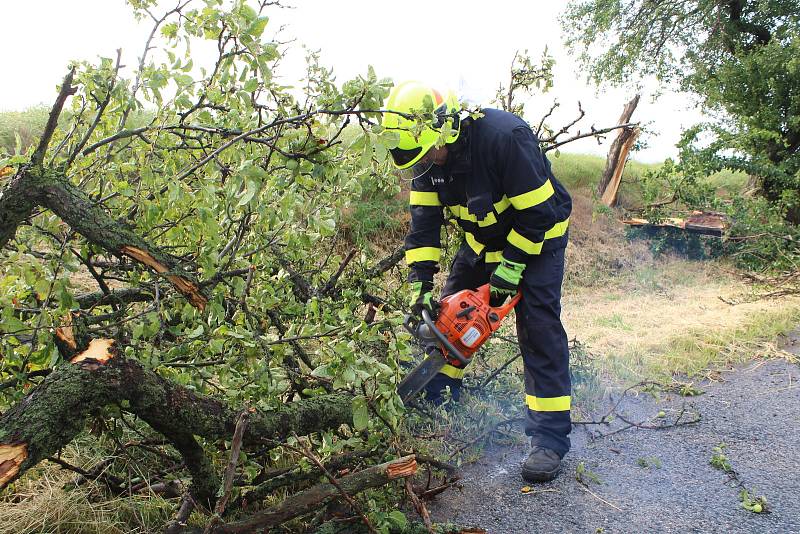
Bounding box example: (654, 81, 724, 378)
(0, 3, 409, 530)
(0, 335, 353, 502)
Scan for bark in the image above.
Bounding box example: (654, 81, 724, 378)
(31, 172, 207, 310)
(76, 287, 154, 309)
(0, 339, 353, 504)
(213, 456, 417, 533)
(0, 171, 38, 249)
(236, 449, 376, 509)
(598, 94, 640, 204)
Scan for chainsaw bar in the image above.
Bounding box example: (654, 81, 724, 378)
(397, 349, 448, 404)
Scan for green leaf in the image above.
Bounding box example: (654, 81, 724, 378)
(243, 78, 259, 92)
(245, 16, 269, 38)
(352, 396, 369, 431)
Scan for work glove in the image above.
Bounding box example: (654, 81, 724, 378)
(409, 281, 440, 320)
(489, 258, 525, 307)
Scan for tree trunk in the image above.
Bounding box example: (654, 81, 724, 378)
(0, 339, 353, 505)
(598, 95, 640, 205)
(0, 171, 37, 248)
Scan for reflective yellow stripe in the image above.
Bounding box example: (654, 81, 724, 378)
(507, 229, 543, 255)
(447, 205, 498, 227)
(410, 191, 441, 206)
(485, 250, 503, 263)
(464, 232, 484, 255)
(526, 395, 571, 412)
(544, 218, 569, 239)
(405, 247, 440, 264)
(439, 364, 465, 379)
(509, 180, 554, 210)
(494, 196, 511, 214)
(507, 219, 570, 256)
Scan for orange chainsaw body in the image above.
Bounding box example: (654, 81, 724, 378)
(434, 284, 521, 366)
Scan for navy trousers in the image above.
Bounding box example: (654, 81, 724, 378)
(424, 245, 572, 456)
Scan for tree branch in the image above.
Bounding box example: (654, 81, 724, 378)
(32, 68, 77, 167)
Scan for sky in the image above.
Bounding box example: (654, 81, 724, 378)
(1, 0, 706, 162)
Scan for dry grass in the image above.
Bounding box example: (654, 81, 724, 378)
(562, 258, 800, 381)
(0, 468, 175, 534)
(564, 191, 654, 288)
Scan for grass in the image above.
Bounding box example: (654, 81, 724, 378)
(0, 443, 182, 534)
(549, 151, 659, 193)
(0, 107, 49, 155)
(563, 257, 800, 381)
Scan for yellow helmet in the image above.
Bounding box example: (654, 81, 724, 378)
(382, 80, 461, 176)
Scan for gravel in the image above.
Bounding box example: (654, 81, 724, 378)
(428, 332, 800, 533)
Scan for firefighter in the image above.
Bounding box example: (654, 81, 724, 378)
(382, 81, 572, 482)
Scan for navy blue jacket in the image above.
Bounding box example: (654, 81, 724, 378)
(404, 108, 572, 283)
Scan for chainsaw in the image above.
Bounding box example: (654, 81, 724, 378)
(398, 283, 521, 403)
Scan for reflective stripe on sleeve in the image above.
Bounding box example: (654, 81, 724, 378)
(485, 250, 503, 263)
(526, 394, 571, 412)
(405, 247, 441, 264)
(494, 196, 511, 214)
(439, 364, 465, 380)
(507, 229, 543, 255)
(508, 179, 555, 210)
(410, 191, 441, 206)
(507, 218, 570, 256)
(464, 232, 485, 255)
(544, 218, 569, 239)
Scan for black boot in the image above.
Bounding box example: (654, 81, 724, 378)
(521, 446, 561, 482)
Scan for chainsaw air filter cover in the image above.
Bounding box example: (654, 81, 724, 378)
(435, 284, 520, 366)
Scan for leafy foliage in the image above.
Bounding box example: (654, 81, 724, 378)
(563, 0, 800, 271)
(0, 1, 421, 529)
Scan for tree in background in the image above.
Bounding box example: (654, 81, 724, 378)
(562, 0, 800, 273)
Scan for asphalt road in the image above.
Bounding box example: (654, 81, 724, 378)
(428, 333, 800, 534)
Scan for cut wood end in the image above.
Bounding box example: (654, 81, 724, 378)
(55, 325, 77, 350)
(121, 245, 168, 273)
(55, 311, 79, 350)
(0, 443, 28, 487)
(386, 455, 417, 479)
(70, 338, 116, 365)
(120, 246, 207, 311)
(166, 275, 207, 311)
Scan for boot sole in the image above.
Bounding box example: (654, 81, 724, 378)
(521, 463, 561, 483)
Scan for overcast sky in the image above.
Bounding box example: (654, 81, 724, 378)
(1, 0, 705, 162)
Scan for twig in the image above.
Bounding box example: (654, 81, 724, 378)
(288, 440, 379, 534)
(204, 409, 250, 533)
(543, 122, 638, 153)
(577, 482, 623, 511)
(477, 353, 521, 389)
(405, 478, 435, 533)
(319, 248, 357, 296)
(165, 493, 197, 534)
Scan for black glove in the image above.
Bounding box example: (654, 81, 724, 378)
(489, 258, 525, 307)
(409, 281, 440, 320)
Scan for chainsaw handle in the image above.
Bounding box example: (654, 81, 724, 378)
(421, 308, 470, 366)
(477, 283, 521, 324)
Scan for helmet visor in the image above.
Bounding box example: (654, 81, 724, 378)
(389, 146, 423, 168)
(393, 159, 434, 182)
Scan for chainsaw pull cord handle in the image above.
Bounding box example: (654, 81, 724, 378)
(421, 308, 471, 366)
